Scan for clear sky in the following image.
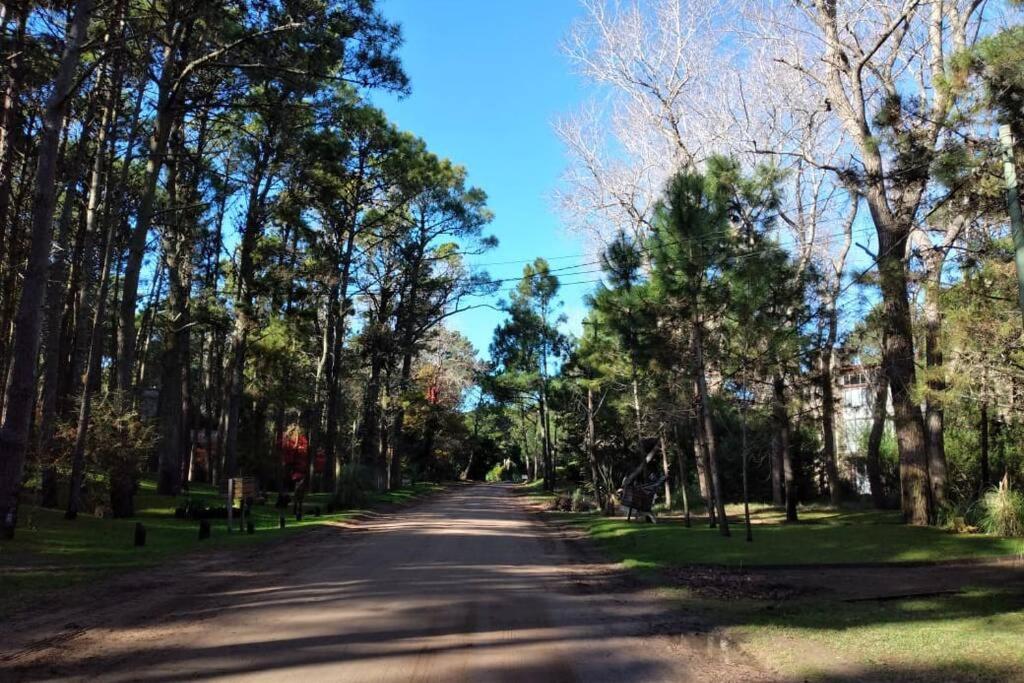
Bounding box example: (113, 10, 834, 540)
(375, 0, 593, 360)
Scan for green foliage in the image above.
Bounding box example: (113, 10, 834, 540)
(484, 463, 504, 482)
(484, 462, 518, 483)
(332, 465, 375, 508)
(2, 478, 439, 616)
(978, 479, 1024, 537)
(571, 508, 1020, 568)
(570, 487, 590, 512)
(52, 394, 156, 516)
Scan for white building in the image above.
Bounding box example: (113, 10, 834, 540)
(835, 363, 892, 494)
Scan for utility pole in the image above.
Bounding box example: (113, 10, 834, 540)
(1000, 124, 1024, 324)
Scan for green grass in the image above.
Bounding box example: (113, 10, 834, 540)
(564, 504, 1024, 680)
(566, 507, 1024, 568)
(514, 478, 568, 507)
(0, 478, 443, 616)
(696, 588, 1024, 681)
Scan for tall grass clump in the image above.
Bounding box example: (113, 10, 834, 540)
(978, 476, 1024, 537)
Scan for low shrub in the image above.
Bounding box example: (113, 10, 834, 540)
(937, 499, 976, 533)
(548, 494, 573, 512)
(570, 488, 589, 512)
(485, 464, 505, 482)
(978, 476, 1024, 537)
(485, 462, 519, 483)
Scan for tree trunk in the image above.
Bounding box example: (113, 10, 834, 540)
(658, 430, 671, 509)
(54, 40, 123, 507)
(156, 256, 190, 495)
(0, 5, 28, 283)
(691, 412, 715, 526)
(773, 374, 798, 522)
(866, 366, 888, 509)
(325, 223, 357, 492)
(740, 399, 752, 542)
(770, 428, 784, 506)
(116, 37, 184, 393)
(875, 224, 931, 525)
(979, 402, 990, 491)
(223, 149, 271, 480)
(359, 346, 384, 486)
(819, 298, 842, 506)
(539, 382, 553, 490)
(36, 93, 101, 461)
(585, 385, 605, 509)
(672, 422, 691, 527)
(693, 322, 728, 536)
(923, 276, 947, 512)
(0, 0, 94, 537)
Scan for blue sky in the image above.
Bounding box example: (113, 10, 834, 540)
(375, 0, 593, 359)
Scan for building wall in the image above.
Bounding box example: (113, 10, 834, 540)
(835, 365, 891, 494)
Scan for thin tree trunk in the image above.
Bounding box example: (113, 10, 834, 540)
(116, 34, 185, 393)
(0, 0, 94, 536)
(672, 422, 691, 527)
(691, 411, 715, 526)
(741, 397, 752, 542)
(923, 276, 947, 513)
(865, 366, 888, 508)
(585, 385, 604, 509)
(820, 299, 842, 506)
(658, 429, 672, 509)
(156, 245, 190, 494)
(36, 63, 111, 461)
(693, 322, 728, 536)
(539, 382, 552, 490)
(979, 402, 990, 491)
(0, 4, 28, 273)
(773, 374, 798, 522)
(223, 149, 272, 480)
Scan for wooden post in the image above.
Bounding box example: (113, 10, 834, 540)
(227, 478, 234, 532)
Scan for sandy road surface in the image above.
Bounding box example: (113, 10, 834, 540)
(0, 483, 763, 682)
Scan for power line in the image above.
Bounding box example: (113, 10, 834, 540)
(472, 223, 878, 282)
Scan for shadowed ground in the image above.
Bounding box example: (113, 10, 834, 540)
(0, 483, 763, 682)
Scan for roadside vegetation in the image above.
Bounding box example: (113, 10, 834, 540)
(1, 477, 442, 616)
(1, 0, 1024, 680)
(568, 508, 1023, 568)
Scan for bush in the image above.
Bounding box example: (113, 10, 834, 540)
(549, 494, 573, 511)
(937, 499, 975, 533)
(485, 464, 505, 482)
(333, 465, 373, 509)
(51, 393, 155, 517)
(978, 477, 1024, 537)
(570, 488, 589, 512)
(485, 462, 518, 483)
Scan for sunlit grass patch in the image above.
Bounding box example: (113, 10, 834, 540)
(0, 479, 442, 616)
(567, 508, 1022, 567)
(727, 589, 1024, 681)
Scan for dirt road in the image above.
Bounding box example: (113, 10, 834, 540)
(0, 483, 763, 682)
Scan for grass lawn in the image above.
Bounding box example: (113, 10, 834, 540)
(654, 585, 1024, 682)
(561, 504, 1024, 681)
(568, 506, 1024, 568)
(0, 478, 443, 616)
